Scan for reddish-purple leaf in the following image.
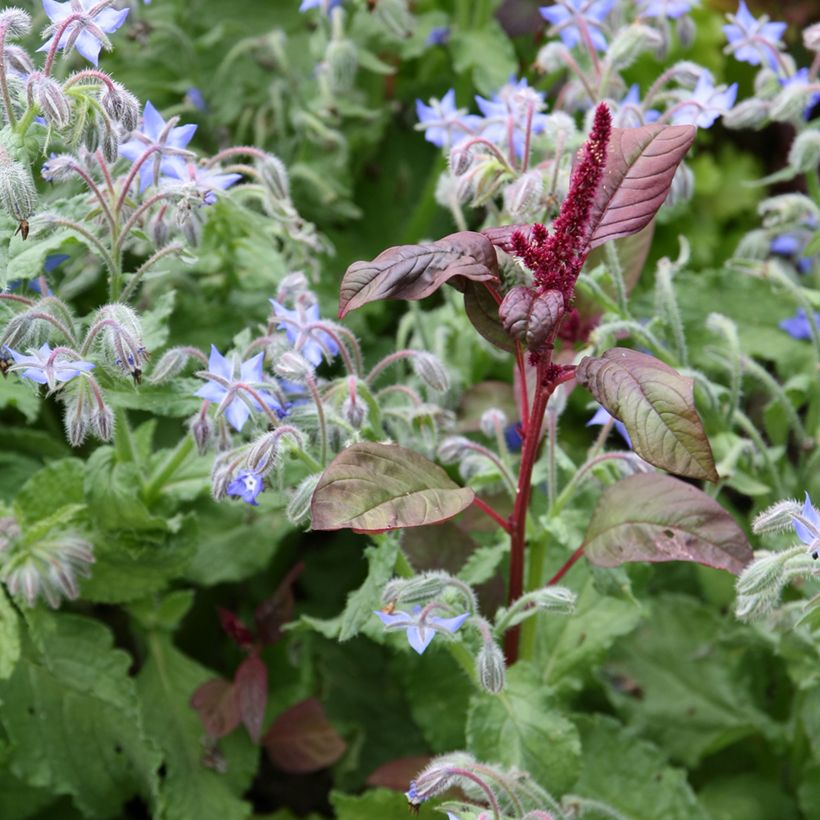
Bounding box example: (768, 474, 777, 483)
(367, 756, 433, 791)
(218, 608, 255, 650)
(481, 223, 533, 255)
(576, 348, 718, 482)
(339, 231, 499, 318)
(235, 655, 268, 744)
(462, 280, 516, 353)
(498, 286, 564, 352)
(583, 474, 753, 574)
(264, 698, 347, 774)
(586, 124, 696, 248)
(255, 562, 304, 646)
(310, 442, 475, 532)
(190, 677, 241, 739)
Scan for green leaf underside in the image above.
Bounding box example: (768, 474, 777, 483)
(462, 280, 516, 352)
(310, 442, 475, 531)
(576, 348, 718, 481)
(583, 473, 752, 574)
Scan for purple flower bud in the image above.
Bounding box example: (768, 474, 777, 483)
(189, 409, 213, 455)
(27, 72, 71, 128)
(101, 81, 140, 131)
(0, 8, 32, 38)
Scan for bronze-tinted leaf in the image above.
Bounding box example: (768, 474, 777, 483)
(189, 677, 240, 739)
(576, 348, 718, 482)
(310, 442, 475, 532)
(339, 231, 499, 318)
(584, 474, 752, 574)
(264, 698, 347, 774)
(235, 655, 268, 744)
(481, 223, 533, 254)
(463, 280, 515, 353)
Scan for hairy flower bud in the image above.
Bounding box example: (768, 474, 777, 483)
(257, 153, 290, 201)
(788, 130, 820, 174)
(286, 473, 321, 526)
(752, 498, 805, 535)
(341, 393, 367, 430)
(663, 162, 694, 208)
(448, 143, 473, 177)
(437, 435, 471, 464)
(40, 152, 75, 182)
(274, 350, 314, 383)
(535, 41, 570, 74)
(189, 410, 212, 455)
(148, 347, 191, 384)
(675, 14, 696, 48)
(381, 571, 450, 606)
(0, 147, 36, 222)
(476, 641, 506, 694)
(607, 24, 663, 70)
(0, 8, 32, 38)
(667, 60, 702, 89)
(804, 21, 820, 52)
(770, 83, 814, 122)
(100, 126, 118, 163)
(412, 352, 449, 392)
(4, 44, 33, 75)
(27, 72, 71, 129)
(246, 431, 282, 474)
(722, 97, 770, 130)
(504, 170, 544, 218)
(480, 408, 507, 439)
(325, 38, 358, 94)
(372, 0, 415, 39)
(101, 81, 140, 131)
(90, 402, 114, 441)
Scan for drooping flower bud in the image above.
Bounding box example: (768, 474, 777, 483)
(274, 350, 314, 383)
(448, 143, 473, 177)
(607, 24, 663, 70)
(381, 572, 450, 606)
(325, 38, 358, 95)
(286, 473, 321, 526)
(148, 347, 192, 384)
(504, 170, 544, 218)
(412, 352, 449, 392)
(476, 640, 506, 694)
(804, 21, 820, 52)
(437, 435, 471, 464)
(100, 81, 140, 131)
(0, 146, 36, 223)
(535, 41, 570, 74)
(480, 408, 507, 439)
(722, 97, 770, 130)
(257, 153, 290, 201)
(27, 72, 71, 129)
(788, 130, 820, 174)
(675, 14, 696, 48)
(663, 161, 694, 208)
(0, 8, 32, 38)
(189, 409, 213, 455)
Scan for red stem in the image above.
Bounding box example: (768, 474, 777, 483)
(472, 496, 512, 534)
(546, 545, 584, 587)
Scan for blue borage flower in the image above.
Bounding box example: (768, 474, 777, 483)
(616, 84, 660, 128)
(587, 404, 632, 448)
(119, 100, 197, 192)
(540, 0, 615, 52)
(426, 26, 450, 47)
(639, 0, 698, 19)
(792, 493, 820, 559)
(38, 0, 129, 67)
(6, 343, 94, 391)
(779, 308, 820, 341)
(779, 68, 820, 120)
(723, 0, 787, 70)
(299, 0, 343, 12)
(771, 224, 817, 273)
(374, 604, 469, 654)
(227, 469, 264, 506)
(195, 345, 286, 432)
(668, 70, 737, 128)
(166, 162, 242, 205)
(269, 298, 340, 367)
(415, 89, 480, 149)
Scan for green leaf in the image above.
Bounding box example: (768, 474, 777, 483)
(449, 23, 518, 96)
(137, 634, 256, 820)
(13, 459, 84, 528)
(311, 443, 475, 532)
(583, 474, 752, 574)
(699, 774, 799, 820)
(0, 230, 78, 288)
(330, 789, 440, 820)
(105, 380, 202, 418)
(0, 377, 39, 423)
(576, 348, 718, 481)
(605, 595, 782, 766)
(0, 612, 160, 817)
(466, 663, 581, 795)
(0, 588, 20, 680)
(571, 715, 709, 820)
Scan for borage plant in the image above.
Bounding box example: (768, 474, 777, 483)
(309, 102, 755, 817)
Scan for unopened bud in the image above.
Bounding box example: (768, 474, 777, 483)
(286, 472, 321, 525)
(0, 516, 21, 553)
(759, 193, 815, 227)
(63, 388, 92, 447)
(535, 41, 570, 74)
(504, 170, 544, 218)
(101, 81, 140, 131)
(0, 141, 36, 222)
(274, 350, 314, 383)
(382, 571, 450, 605)
(770, 83, 813, 122)
(449, 144, 473, 177)
(41, 153, 75, 182)
(412, 351, 449, 392)
(722, 97, 770, 130)
(480, 408, 507, 438)
(149, 208, 169, 247)
(276, 272, 309, 302)
(437, 435, 471, 464)
(607, 24, 663, 70)
(27, 72, 71, 129)
(733, 229, 772, 260)
(527, 586, 577, 614)
(804, 22, 820, 52)
(788, 130, 820, 174)
(752, 498, 805, 535)
(190, 410, 212, 455)
(342, 393, 367, 429)
(257, 153, 290, 201)
(668, 60, 702, 89)
(148, 347, 191, 384)
(4, 44, 33, 75)
(675, 14, 696, 48)
(100, 127, 118, 163)
(90, 403, 114, 441)
(663, 161, 694, 208)
(372, 0, 415, 39)
(735, 550, 788, 597)
(0, 8, 32, 38)
(476, 641, 506, 694)
(246, 431, 281, 474)
(326, 38, 358, 94)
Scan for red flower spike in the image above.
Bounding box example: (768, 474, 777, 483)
(218, 607, 256, 650)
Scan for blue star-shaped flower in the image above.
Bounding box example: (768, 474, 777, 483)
(587, 404, 632, 448)
(38, 0, 129, 66)
(165, 162, 242, 205)
(779, 308, 820, 341)
(540, 0, 615, 52)
(771, 224, 817, 273)
(269, 298, 340, 367)
(7, 343, 94, 391)
(374, 605, 469, 654)
(616, 84, 660, 128)
(474, 77, 551, 159)
(299, 0, 343, 12)
(639, 0, 697, 18)
(119, 100, 197, 192)
(669, 71, 737, 128)
(416, 89, 480, 149)
(227, 469, 264, 506)
(792, 493, 820, 559)
(195, 345, 285, 431)
(723, 1, 787, 70)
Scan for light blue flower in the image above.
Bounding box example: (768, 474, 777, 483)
(723, 1, 786, 70)
(771, 227, 816, 273)
(7, 343, 94, 390)
(779, 308, 820, 341)
(587, 404, 631, 447)
(227, 469, 265, 506)
(427, 26, 450, 46)
(668, 71, 737, 128)
(540, 0, 615, 52)
(38, 0, 129, 66)
(474, 77, 551, 158)
(269, 298, 339, 367)
(792, 493, 820, 559)
(639, 0, 697, 19)
(616, 84, 660, 127)
(165, 162, 242, 205)
(374, 605, 469, 654)
(195, 345, 285, 431)
(779, 68, 820, 120)
(416, 89, 480, 149)
(119, 101, 197, 192)
(299, 0, 343, 12)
